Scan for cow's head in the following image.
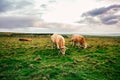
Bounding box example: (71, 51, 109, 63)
(60, 46, 68, 55)
(83, 43, 87, 49)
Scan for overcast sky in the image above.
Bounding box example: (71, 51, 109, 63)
(0, 0, 120, 35)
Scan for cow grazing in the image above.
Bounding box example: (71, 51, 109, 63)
(19, 38, 32, 41)
(71, 34, 87, 49)
(51, 34, 67, 55)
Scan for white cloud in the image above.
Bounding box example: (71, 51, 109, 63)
(42, 0, 110, 23)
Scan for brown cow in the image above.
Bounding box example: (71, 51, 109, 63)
(51, 34, 67, 55)
(19, 38, 32, 41)
(71, 34, 87, 49)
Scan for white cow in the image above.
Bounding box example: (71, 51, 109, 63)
(71, 34, 87, 49)
(51, 34, 67, 55)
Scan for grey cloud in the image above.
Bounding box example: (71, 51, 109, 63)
(101, 15, 120, 25)
(80, 4, 120, 25)
(15, 0, 56, 17)
(82, 4, 120, 17)
(11, 0, 33, 9)
(0, 16, 37, 28)
(82, 8, 107, 17)
(0, 0, 32, 13)
(0, 0, 57, 19)
(48, 0, 56, 3)
(0, 0, 12, 12)
(40, 0, 57, 10)
(0, 16, 75, 32)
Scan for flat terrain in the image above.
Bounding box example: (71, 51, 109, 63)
(0, 35, 120, 80)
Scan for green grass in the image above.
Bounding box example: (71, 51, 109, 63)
(0, 36, 120, 80)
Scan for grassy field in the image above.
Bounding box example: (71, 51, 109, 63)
(0, 35, 120, 80)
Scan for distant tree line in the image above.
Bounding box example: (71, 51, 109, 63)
(0, 32, 52, 37)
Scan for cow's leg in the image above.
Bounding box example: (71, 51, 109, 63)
(52, 43, 56, 55)
(72, 42, 75, 46)
(52, 43, 54, 49)
(56, 43, 60, 49)
(74, 42, 77, 47)
(71, 41, 77, 48)
(52, 43, 54, 54)
(71, 41, 72, 46)
(77, 42, 80, 48)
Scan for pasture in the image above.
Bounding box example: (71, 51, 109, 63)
(0, 34, 120, 80)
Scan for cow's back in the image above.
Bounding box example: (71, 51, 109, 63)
(51, 34, 65, 49)
(51, 34, 58, 43)
(71, 34, 83, 42)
